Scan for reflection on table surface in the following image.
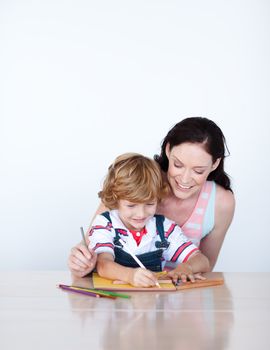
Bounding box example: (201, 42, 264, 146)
(1, 271, 270, 350)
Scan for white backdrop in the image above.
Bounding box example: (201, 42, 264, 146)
(1, 0, 270, 271)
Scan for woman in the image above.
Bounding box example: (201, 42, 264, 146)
(68, 117, 235, 277)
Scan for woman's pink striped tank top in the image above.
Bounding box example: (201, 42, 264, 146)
(181, 181, 215, 246)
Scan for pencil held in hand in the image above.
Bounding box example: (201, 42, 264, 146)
(118, 238, 161, 288)
(80, 227, 88, 247)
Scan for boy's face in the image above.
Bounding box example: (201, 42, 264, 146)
(117, 199, 157, 231)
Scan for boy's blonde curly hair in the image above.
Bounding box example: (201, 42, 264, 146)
(98, 153, 169, 209)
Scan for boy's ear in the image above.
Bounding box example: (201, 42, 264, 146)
(211, 158, 221, 171)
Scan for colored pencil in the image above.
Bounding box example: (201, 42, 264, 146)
(118, 238, 161, 288)
(59, 284, 130, 299)
(91, 289, 131, 299)
(68, 286, 116, 299)
(59, 284, 100, 298)
(80, 227, 88, 247)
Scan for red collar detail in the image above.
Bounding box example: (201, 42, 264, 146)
(129, 227, 147, 246)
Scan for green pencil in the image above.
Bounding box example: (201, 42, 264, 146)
(65, 284, 131, 299)
(94, 289, 131, 299)
(59, 284, 116, 299)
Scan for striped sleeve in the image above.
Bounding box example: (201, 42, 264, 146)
(89, 214, 115, 256)
(162, 218, 199, 264)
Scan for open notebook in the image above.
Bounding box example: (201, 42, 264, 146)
(92, 272, 176, 291)
(92, 272, 224, 292)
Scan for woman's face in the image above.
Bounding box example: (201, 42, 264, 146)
(166, 142, 220, 200)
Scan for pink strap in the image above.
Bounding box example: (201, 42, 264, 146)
(182, 181, 213, 245)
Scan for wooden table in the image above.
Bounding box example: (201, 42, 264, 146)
(1, 271, 270, 350)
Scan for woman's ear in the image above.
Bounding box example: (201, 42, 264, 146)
(165, 143, 171, 158)
(211, 158, 221, 171)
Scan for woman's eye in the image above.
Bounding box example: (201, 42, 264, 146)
(194, 170, 204, 175)
(174, 163, 182, 168)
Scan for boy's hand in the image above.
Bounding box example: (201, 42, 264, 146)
(129, 268, 158, 287)
(167, 263, 206, 284)
(68, 243, 97, 278)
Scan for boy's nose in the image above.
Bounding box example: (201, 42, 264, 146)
(135, 206, 146, 218)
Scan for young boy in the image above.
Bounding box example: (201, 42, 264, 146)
(89, 153, 209, 287)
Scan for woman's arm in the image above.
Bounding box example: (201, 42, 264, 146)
(97, 253, 158, 287)
(85, 202, 108, 235)
(67, 202, 107, 277)
(199, 186, 235, 270)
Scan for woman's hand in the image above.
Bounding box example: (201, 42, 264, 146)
(167, 263, 206, 284)
(68, 243, 97, 278)
(129, 268, 158, 287)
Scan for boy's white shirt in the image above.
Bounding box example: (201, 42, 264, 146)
(89, 210, 199, 266)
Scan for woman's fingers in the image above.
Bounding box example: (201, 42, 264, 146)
(71, 245, 96, 266)
(193, 273, 206, 280)
(68, 244, 97, 277)
(168, 271, 207, 285)
(71, 244, 91, 261)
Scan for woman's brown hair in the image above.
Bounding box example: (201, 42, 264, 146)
(154, 117, 232, 191)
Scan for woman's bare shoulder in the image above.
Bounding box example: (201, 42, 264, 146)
(215, 184, 235, 218)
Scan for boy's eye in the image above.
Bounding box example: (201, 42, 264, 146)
(146, 203, 156, 206)
(127, 204, 136, 208)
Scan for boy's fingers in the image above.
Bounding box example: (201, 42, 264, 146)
(144, 270, 158, 286)
(134, 269, 157, 287)
(140, 277, 156, 287)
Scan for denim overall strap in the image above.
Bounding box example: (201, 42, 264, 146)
(155, 215, 170, 249)
(101, 211, 166, 272)
(101, 211, 122, 246)
(101, 211, 112, 223)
